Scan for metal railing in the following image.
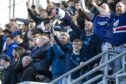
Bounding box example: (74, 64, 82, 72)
(18, 47, 126, 84)
(116, 73, 126, 84)
(50, 48, 126, 84)
(49, 51, 108, 84)
(83, 74, 103, 84)
(71, 51, 126, 84)
(18, 81, 49, 84)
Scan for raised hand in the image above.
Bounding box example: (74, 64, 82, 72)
(91, 0, 97, 6)
(80, 0, 90, 13)
(26, 0, 30, 8)
(80, 62, 86, 68)
(50, 34, 56, 46)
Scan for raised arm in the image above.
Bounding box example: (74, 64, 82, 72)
(80, 0, 94, 20)
(91, 0, 111, 17)
(26, 0, 49, 23)
(52, 8, 85, 38)
(16, 18, 32, 23)
(61, 14, 84, 35)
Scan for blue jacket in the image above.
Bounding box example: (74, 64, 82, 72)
(47, 44, 65, 79)
(92, 15, 113, 43)
(110, 13, 126, 46)
(6, 42, 18, 62)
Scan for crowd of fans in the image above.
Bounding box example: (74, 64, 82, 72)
(0, 0, 126, 84)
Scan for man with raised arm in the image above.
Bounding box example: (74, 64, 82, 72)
(91, 0, 126, 49)
(80, 0, 113, 50)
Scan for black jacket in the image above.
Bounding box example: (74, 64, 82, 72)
(32, 44, 50, 73)
(2, 65, 16, 84)
(14, 52, 29, 82)
(62, 15, 102, 64)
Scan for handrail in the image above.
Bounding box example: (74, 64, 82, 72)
(106, 69, 123, 80)
(83, 74, 103, 84)
(116, 73, 126, 84)
(71, 51, 126, 84)
(18, 81, 49, 84)
(49, 51, 108, 84)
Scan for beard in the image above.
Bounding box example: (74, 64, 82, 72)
(117, 9, 123, 15)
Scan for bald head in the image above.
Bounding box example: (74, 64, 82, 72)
(22, 56, 32, 67)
